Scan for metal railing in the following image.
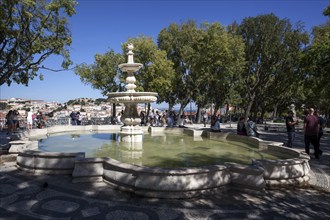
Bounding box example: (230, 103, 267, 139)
(1, 116, 116, 131)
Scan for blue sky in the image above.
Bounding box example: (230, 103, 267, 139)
(1, 0, 329, 107)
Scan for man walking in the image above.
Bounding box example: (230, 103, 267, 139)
(304, 108, 321, 159)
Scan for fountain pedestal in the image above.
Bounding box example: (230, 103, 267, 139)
(108, 44, 157, 143)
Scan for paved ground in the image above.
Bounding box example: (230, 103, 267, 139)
(0, 124, 329, 219)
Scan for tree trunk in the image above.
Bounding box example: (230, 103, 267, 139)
(196, 106, 201, 123)
(112, 103, 116, 124)
(273, 104, 278, 121)
(168, 103, 174, 112)
(146, 103, 151, 123)
(245, 92, 255, 120)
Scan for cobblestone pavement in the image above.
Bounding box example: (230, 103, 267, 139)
(0, 125, 329, 219)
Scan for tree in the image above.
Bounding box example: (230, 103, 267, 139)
(0, 0, 77, 86)
(158, 20, 203, 114)
(75, 50, 124, 123)
(191, 22, 245, 116)
(233, 14, 309, 119)
(0, 102, 8, 110)
(302, 5, 330, 117)
(75, 50, 124, 95)
(123, 36, 176, 110)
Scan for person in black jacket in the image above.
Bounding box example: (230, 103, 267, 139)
(285, 110, 298, 148)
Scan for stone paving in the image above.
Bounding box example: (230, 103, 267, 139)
(0, 124, 329, 219)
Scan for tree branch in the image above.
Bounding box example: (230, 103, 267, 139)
(39, 65, 76, 72)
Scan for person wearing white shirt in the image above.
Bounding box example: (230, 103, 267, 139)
(26, 110, 34, 129)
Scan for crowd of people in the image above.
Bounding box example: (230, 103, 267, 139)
(114, 109, 194, 128)
(69, 111, 84, 125)
(284, 108, 326, 159)
(235, 107, 326, 160)
(236, 116, 259, 137)
(4, 109, 47, 134)
(3, 107, 328, 159)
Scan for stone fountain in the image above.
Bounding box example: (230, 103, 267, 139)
(13, 45, 311, 199)
(108, 44, 157, 143)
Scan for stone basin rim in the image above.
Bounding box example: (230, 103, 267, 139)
(14, 125, 311, 198)
(107, 91, 158, 97)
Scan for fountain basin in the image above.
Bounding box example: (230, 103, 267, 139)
(14, 125, 311, 198)
(118, 63, 143, 72)
(108, 92, 158, 103)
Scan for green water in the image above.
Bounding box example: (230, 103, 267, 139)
(38, 132, 292, 168)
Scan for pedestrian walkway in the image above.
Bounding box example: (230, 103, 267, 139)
(0, 125, 329, 219)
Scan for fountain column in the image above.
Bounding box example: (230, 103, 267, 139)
(108, 44, 157, 143)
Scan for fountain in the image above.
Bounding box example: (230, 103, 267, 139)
(107, 44, 157, 143)
(14, 44, 311, 199)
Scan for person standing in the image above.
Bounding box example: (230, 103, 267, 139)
(116, 112, 122, 125)
(140, 111, 145, 126)
(70, 111, 77, 125)
(314, 110, 326, 156)
(12, 110, 19, 132)
(304, 108, 321, 159)
(285, 110, 298, 148)
(26, 110, 34, 130)
(76, 112, 82, 125)
(6, 110, 14, 135)
(203, 111, 208, 127)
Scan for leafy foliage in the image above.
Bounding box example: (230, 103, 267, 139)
(158, 20, 204, 112)
(232, 14, 309, 118)
(301, 5, 330, 114)
(75, 50, 125, 96)
(124, 36, 176, 105)
(0, 0, 77, 86)
(191, 22, 245, 114)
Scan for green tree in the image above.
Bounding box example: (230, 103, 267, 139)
(75, 50, 124, 95)
(0, 102, 8, 110)
(75, 51, 123, 123)
(302, 5, 330, 117)
(0, 0, 77, 86)
(158, 20, 203, 114)
(192, 22, 245, 116)
(123, 36, 176, 109)
(234, 14, 308, 119)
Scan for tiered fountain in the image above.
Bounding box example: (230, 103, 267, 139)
(14, 44, 311, 199)
(108, 44, 157, 143)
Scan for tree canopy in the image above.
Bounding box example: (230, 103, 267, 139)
(0, 0, 77, 86)
(75, 50, 124, 96)
(301, 5, 330, 115)
(231, 14, 309, 118)
(74, 8, 330, 120)
(123, 36, 176, 104)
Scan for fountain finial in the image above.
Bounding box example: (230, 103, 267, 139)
(127, 43, 134, 64)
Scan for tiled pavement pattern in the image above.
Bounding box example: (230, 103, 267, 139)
(0, 124, 329, 219)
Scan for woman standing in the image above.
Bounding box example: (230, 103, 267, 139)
(6, 110, 14, 135)
(26, 110, 34, 129)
